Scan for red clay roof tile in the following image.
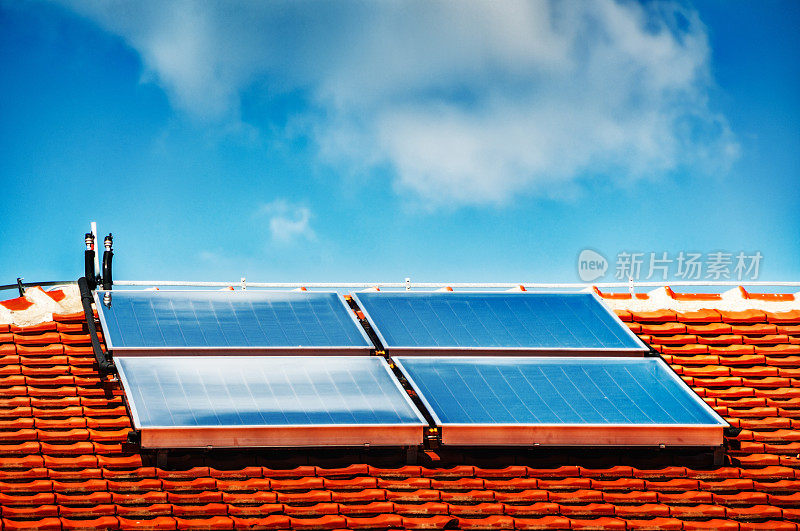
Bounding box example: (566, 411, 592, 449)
(631, 310, 677, 322)
(451, 502, 505, 516)
(229, 515, 291, 529)
(225, 503, 283, 517)
(656, 490, 713, 504)
(0, 491, 55, 506)
(346, 514, 404, 529)
(0, 296, 34, 311)
(677, 309, 723, 322)
(688, 322, 733, 334)
(391, 501, 447, 516)
(338, 500, 395, 515)
(456, 515, 515, 530)
(2, 517, 63, 531)
(285, 515, 346, 530)
(626, 516, 685, 530)
(741, 522, 798, 531)
(682, 520, 740, 531)
(492, 489, 549, 504)
(331, 488, 386, 503)
(502, 501, 559, 516)
(558, 502, 616, 516)
(768, 310, 800, 324)
(510, 515, 570, 530)
(1, 504, 59, 518)
(668, 503, 727, 518)
(440, 489, 496, 503)
(526, 465, 581, 478)
(261, 465, 316, 478)
(569, 516, 627, 530)
(116, 516, 178, 530)
(62, 516, 121, 530)
(547, 489, 602, 503)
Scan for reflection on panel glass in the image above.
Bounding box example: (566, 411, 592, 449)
(115, 356, 425, 427)
(353, 292, 645, 351)
(97, 290, 371, 350)
(395, 356, 726, 426)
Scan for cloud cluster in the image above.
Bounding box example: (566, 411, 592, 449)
(57, 0, 738, 205)
(256, 199, 315, 244)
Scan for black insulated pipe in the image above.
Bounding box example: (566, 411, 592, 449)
(84, 233, 97, 290)
(78, 276, 114, 376)
(102, 233, 113, 290)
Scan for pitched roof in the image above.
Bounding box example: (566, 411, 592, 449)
(1, 286, 800, 530)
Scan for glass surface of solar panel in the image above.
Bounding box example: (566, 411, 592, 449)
(96, 290, 371, 351)
(353, 292, 645, 352)
(115, 356, 426, 428)
(395, 356, 726, 426)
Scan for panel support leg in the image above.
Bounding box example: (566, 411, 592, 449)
(713, 447, 724, 467)
(405, 445, 418, 465)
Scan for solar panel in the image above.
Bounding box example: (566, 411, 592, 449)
(352, 292, 647, 354)
(395, 356, 727, 446)
(115, 356, 426, 448)
(96, 290, 373, 355)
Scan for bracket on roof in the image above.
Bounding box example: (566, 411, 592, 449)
(405, 445, 418, 464)
(644, 346, 660, 357)
(713, 446, 724, 467)
(156, 450, 168, 469)
(124, 430, 141, 453)
(16, 277, 24, 297)
(723, 426, 743, 438)
(78, 276, 115, 377)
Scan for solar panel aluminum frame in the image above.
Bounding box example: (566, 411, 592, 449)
(115, 356, 427, 449)
(95, 290, 375, 356)
(352, 291, 649, 356)
(136, 425, 424, 449)
(394, 356, 729, 448)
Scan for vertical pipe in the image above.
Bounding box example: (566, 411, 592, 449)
(102, 234, 113, 290)
(85, 233, 97, 290)
(77, 276, 113, 376)
(91, 222, 100, 277)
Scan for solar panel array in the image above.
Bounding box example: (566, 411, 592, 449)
(352, 292, 646, 353)
(394, 356, 725, 426)
(100, 289, 722, 448)
(96, 290, 371, 353)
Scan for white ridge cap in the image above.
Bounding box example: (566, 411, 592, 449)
(600, 286, 800, 313)
(0, 284, 82, 326)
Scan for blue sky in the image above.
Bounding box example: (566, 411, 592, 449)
(1, 1, 798, 287)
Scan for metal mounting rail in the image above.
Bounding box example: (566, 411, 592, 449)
(111, 280, 800, 289)
(0, 280, 76, 293)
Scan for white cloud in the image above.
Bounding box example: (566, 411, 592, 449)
(55, 0, 738, 205)
(256, 199, 315, 243)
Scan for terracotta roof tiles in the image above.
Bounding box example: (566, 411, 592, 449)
(1, 288, 800, 529)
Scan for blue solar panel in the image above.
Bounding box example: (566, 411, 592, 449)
(395, 356, 726, 426)
(96, 290, 372, 352)
(115, 356, 426, 428)
(352, 292, 645, 353)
